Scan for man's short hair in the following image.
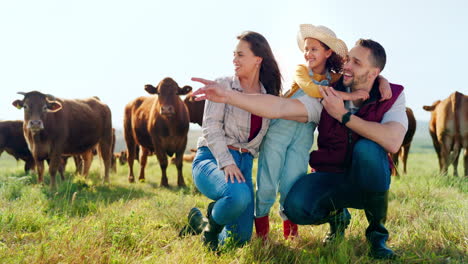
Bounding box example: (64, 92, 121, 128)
(355, 39, 386, 71)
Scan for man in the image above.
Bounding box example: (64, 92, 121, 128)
(192, 39, 407, 259)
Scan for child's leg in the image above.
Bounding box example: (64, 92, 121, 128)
(278, 122, 316, 211)
(255, 119, 296, 218)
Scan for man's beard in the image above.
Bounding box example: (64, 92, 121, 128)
(344, 71, 369, 89)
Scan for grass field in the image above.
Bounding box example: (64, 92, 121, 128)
(0, 131, 466, 263)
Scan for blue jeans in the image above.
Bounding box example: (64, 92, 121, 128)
(192, 146, 254, 245)
(284, 139, 391, 225)
(256, 88, 316, 218)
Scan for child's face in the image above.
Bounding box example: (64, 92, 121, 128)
(303, 38, 332, 74)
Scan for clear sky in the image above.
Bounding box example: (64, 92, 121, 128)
(1, 0, 467, 128)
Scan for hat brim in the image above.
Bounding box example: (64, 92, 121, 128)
(297, 25, 348, 59)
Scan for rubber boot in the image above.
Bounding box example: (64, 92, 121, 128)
(364, 191, 396, 259)
(323, 208, 351, 244)
(254, 215, 270, 240)
(178, 207, 207, 237)
(283, 220, 298, 240)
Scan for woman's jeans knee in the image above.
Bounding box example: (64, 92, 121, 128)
(192, 146, 254, 244)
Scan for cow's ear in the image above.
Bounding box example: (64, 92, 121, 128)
(47, 101, 62, 112)
(12, 100, 24, 109)
(145, 84, 158, 94)
(423, 100, 440, 111)
(422, 105, 434, 111)
(178, 85, 192, 95)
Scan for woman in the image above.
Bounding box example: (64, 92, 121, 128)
(180, 31, 281, 251)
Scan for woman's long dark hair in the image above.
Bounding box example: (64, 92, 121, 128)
(237, 31, 282, 96)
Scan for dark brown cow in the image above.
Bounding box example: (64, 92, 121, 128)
(391, 107, 416, 176)
(123, 77, 191, 186)
(184, 92, 205, 126)
(423, 91, 468, 176)
(0, 120, 35, 172)
(12, 91, 113, 187)
(0, 121, 84, 177)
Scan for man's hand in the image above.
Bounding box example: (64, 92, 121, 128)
(320, 86, 348, 121)
(223, 164, 245, 183)
(191, 77, 232, 104)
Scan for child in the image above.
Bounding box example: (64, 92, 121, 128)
(254, 24, 391, 240)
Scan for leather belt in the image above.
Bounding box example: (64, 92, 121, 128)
(227, 145, 250, 154)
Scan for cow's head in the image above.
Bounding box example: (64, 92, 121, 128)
(144, 77, 192, 116)
(12, 91, 62, 133)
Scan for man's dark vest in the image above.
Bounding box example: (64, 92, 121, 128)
(309, 79, 404, 173)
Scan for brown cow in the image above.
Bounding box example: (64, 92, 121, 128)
(391, 107, 416, 176)
(0, 121, 84, 177)
(0, 120, 35, 172)
(423, 91, 468, 176)
(184, 92, 205, 126)
(123, 77, 191, 186)
(12, 91, 113, 187)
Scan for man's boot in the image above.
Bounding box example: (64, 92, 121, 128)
(322, 208, 351, 244)
(254, 215, 270, 240)
(283, 220, 298, 240)
(178, 202, 214, 237)
(178, 207, 207, 237)
(364, 191, 396, 259)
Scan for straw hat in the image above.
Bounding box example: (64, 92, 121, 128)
(297, 24, 348, 58)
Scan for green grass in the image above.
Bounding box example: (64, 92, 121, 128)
(0, 147, 466, 263)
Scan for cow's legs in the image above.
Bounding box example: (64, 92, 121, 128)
(174, 151, 186, 187)
(98, 136, 112, 184)
(154, 150, 169, 187)
(127, 145, 137, 183)
(111, 154, 117, 173)
(464, 148, 467, 177)
(452, 145, 461, 177)
(73, 155, 83, 174)
(25, 159, 35, 173)
(439, 136, 451, 176)
(48, 155, 62, 188)
(138, 148, 150, 182)
(36, 160, 45, 184)
(58, 157, 66, 181)
(82, 149, 94, 178)
(402, 144, 411, 174)
(391, 151, 400, 177)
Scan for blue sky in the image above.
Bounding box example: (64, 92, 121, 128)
(1, 0, 467, 128)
